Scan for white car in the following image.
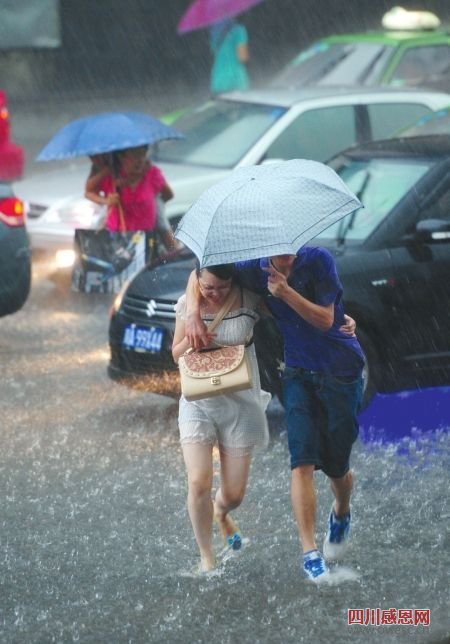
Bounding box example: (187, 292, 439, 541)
(16, 86, 450, 270)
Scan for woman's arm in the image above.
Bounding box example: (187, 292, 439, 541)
(160, 182, 174, 202)
(184, 270, 215, 349)
(85, 166, 119, 207)
(172, 315, 191, 363)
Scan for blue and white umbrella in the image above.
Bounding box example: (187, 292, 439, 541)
(175, 159, 362, 267)
(37, 111, 184, 161)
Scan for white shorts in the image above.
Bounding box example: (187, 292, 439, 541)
(178, 388, 270, 456)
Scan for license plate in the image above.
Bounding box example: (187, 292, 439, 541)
(122, 324, 165, 353)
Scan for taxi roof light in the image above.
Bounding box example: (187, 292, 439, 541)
(382, 7, 441, 31)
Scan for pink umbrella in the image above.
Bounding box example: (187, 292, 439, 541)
(177, 0, 264, 34)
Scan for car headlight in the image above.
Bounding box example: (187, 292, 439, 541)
(55, 249, 76, 268)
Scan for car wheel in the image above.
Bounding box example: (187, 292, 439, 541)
(356, 328, 378, 410)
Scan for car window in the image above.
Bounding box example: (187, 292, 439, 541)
(272, 42, 394, 87)
(316, 158, 432, 242)
(367, 103, 433, 140)
(155, 101, 287, 168)
(415, 180, 450, 226)
(263, 106, 356, 162)
(390, 46, 450, 87)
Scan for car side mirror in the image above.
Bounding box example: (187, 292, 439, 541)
(414, 218, 450, 242)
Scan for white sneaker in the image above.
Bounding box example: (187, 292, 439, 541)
(302, 549, 330, 582)
(323, 505, 351, 561)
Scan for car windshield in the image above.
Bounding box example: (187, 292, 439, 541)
(272, 42, 394, 87)
(154, 100, 287, 168)
(402, 110, 450, 137)
(316, 158, 432, 242)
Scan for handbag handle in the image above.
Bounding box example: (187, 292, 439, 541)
(207, 287, 238, 334)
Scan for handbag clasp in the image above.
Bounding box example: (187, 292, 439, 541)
(211, 376, 221, 386)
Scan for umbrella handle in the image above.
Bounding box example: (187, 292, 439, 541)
(111, 176, 127, 232)
(111, 154, 127, 232)
(117, 199, 126, 233)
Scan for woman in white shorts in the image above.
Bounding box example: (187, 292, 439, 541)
(172, 263, 270, 572)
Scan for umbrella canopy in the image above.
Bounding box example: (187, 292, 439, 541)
(37, 111, 184, 161)
(175, 159, 362, 267)
(177, 0, 264, 34)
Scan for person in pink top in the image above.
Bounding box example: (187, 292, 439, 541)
(85, 145, 176, 250)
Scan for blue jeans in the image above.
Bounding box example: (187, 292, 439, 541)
(283, 367, 363, 478)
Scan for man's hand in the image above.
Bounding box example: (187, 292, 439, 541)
(264, 266, 290, 299)
(262, 263, 334, 331)
(340, 314, 356, 337)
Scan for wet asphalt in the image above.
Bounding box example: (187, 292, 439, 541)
(0, 253, 449, 644)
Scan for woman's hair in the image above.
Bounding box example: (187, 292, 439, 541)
(119, 145, 149, 156)
(111, 145, 149, 176)
(195, 261, 236, 281)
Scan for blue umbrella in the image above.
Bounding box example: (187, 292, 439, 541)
(37, 111, 184, 161)
(175, 159, 362, 267)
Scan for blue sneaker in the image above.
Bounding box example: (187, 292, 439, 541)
(323, 505, 351, 561)
(226, 532, 242, 551)
(302, 549, 330, 582)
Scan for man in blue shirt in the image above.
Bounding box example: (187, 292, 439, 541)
(185, 247, 364, 582)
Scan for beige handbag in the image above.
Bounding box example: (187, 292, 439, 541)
(178, 289, 253, 401)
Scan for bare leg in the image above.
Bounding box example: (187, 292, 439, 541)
(291, 464, 317, 553)
(182, 443, 215, 571)
(329, 470, 353, 517)
(214, 450, 252, 539)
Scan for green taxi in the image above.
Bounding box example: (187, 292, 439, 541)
(272, 19, 450, 92)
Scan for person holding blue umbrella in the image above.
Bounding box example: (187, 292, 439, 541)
(85, 145, 176, 251)
(37, 112, 184, 253)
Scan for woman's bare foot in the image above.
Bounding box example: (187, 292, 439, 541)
(214, 504, 241, 549)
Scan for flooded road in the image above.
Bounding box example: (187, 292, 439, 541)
(1, 267, 449, 644)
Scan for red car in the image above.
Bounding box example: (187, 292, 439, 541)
(0, 90, 25, 180)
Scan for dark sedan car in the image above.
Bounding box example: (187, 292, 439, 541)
(108, 135, 450, 406)
(0, 182, 31, 316)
